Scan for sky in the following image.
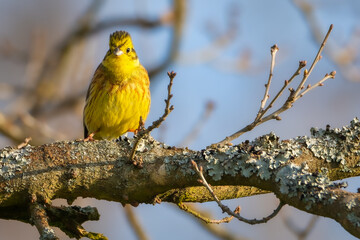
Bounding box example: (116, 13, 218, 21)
(1, 0, 360, 239)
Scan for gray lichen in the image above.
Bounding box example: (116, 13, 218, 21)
(39, 227, 57, 240)
(164, 151, 196, 177)
(346, 197, 358, 210)
(0, 146, 32, 180)
(304, 118, 360, 168)
(275, 163, 337, 209)
(347, 212, 360, 228)
(202, 132, 303, 181)
(197, 131, 345, 209)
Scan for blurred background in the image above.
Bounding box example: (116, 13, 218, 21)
(1, 0, 360, 239)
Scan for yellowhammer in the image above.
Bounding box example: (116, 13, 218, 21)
(83, 31, 151, 140)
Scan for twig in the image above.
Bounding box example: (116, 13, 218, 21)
(191, 161, 284, 224)
(17, 137, 32, 149)
(29, 195, 59, 240)
(262, 60, 307, 115)
(129, 71, 176, 163)
(124, 205, 149, 240)
(292, 24, 333, 98)
(258, 44, 278, 114)
(293, 0, 360, 82)
(216, 24, 334, 146)
(177, 202, 238, 224)
(177, 203, 248, 240)
(296, 71, 336, 100)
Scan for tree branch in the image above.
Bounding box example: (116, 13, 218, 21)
(1, 118, 360, 237)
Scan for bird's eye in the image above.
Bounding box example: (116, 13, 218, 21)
(126, 48, 131, 53)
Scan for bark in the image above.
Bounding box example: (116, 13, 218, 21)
(1, 118, 360, 238)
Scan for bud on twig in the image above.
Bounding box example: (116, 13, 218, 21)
(303, 69, 308, 76)
(299, 60, 307, 68)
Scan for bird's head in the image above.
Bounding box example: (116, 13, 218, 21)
(103, 31, 140, 72)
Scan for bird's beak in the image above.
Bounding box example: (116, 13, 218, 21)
(114, 47, 123, 56)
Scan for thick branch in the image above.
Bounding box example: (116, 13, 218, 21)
(1, 119, 360, 237)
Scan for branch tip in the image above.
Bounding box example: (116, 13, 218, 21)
(167, 71, 177, 78)
(299, 60, 307, 67)
(271, 44, 279, 53)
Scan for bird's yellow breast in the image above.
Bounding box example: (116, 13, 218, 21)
(83, 64, 150, 140)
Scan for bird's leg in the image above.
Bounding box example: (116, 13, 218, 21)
(134, 116, 145, 135)
(84, 132, 95, 142)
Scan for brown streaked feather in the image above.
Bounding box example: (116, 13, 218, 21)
(83, 63, 105, 138)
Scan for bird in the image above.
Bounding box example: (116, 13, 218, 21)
(83, 31, 151, 140)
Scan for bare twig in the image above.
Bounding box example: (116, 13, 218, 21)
(129, 71, 176, 163)
(262, 60, 307, 115)
(177, 203, 248, 240)
(177, 202, 238, 224)
(17, 137, 32, 149)
(191, 161, 284, 224)
(258, 44, 278, 113)
(296, 71, 336, 100)
(292, 24, 333, 98)
(293, 0, 360, 82)
(216, 24, 334, 146)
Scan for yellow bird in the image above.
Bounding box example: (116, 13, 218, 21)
(83, 31, 151, 140)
